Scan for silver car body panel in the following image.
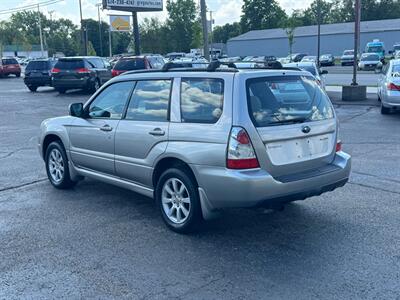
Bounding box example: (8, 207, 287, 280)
(39, 69, 351, 219)
(378, 59, 400, 108)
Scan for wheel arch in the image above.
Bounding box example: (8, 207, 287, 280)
(152, 156, 198, 190)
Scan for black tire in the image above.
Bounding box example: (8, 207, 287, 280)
(28, 86, 37, 92)
(156, 168, 202, 233)
(45, 141, 77, 189)
(381, 104, 391, 115)
(57, 88, 66, 94)
(16, 73, 21, 78)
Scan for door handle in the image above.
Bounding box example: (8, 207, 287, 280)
(100, 124, 113, 132)
(149, 128, 165, 136)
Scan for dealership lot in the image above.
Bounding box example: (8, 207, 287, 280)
(1, 77, 400, 298)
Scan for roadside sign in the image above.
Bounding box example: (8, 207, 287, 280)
(109, 15, 131, 32)
(103, 0, 163, 12)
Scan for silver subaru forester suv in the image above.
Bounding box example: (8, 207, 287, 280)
(39, 64, 351, 233)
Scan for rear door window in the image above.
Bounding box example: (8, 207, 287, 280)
(55, 59, 84, 70)
(247, 76, 334, 127)
(180, 78, 224, 124)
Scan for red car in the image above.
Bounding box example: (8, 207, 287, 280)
(0, 57, 21, 77)
(111, 55, 165, 77)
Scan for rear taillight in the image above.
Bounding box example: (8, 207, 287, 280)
(227, 127, 260, 169)
(76, 67, 90, 74)
(51, 67, 60, 74)
(112, 69, 120, 77)
(387, 82, 400, 91)
(336, 140, 342, 152)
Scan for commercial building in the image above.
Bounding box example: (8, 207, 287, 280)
(227, 18, 400, 57)
(1, 45, 48, 59)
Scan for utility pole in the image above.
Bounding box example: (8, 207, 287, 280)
(209, 10, 214, 59)
(49, 10, 55, 22)
(96, 3, 103, 57)
(132, 12, 140, 55)
(78, 0, 87, 55)
(352, 0, 361, 86)
(200, 0, 209, 60)
(37, 4, 44, 58)
(316, 0, 321, 67)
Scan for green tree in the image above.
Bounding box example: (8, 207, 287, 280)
(282, 16, 301, 59)
(240, 0, 287, 32)
(212, 22, 241, 43)
(166, 0, 201, 52)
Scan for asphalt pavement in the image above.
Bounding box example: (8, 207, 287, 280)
(1, 77, 400, 299)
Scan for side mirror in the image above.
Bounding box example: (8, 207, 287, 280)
(69, 103, 84, 117)
(320, 69, 328, 75)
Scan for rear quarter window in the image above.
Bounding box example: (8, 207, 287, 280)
(247, 75, 334, 127)
(180, 78, 224, 124)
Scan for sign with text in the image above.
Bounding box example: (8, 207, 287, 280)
(109, 15, 131, 31)
(103, 0, 163, 12)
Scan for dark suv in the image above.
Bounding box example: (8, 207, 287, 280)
(112, 55, 165, 77)
(52, 56, 112, 94)
(24, 59, 57, 92)
(0, 57, 21, 77)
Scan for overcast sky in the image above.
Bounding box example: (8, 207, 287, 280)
(0, 0, 313, 26)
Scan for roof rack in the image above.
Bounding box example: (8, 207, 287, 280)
(121, 60, 304, 76)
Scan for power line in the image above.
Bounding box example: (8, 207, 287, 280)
(0, 0, 64, 15)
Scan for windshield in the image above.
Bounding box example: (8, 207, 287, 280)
(392, 64, 400, 73)
(361, 54, 379, 61)
(247, 76, 334, 127)
(114, 58, 145, 70)
(343, 50, 354, 56)
(366, 46, 383, 53)
(26, 61, 49, 70)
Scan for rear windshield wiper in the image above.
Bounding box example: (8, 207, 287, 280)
(268, 117, 309, 126)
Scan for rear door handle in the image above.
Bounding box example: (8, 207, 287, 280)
(100, 124, 113, 132)
(149, 128, 165, 136)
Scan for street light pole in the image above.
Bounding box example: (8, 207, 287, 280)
(352, 0, 361, 86)
(37, 4, 44, 58)
(200, 0, 209, 60)
(96, 3, 103, 57)
(209, 10, 214, 59)
(78, 0, 87, 55)
(316, 0, 321, 67)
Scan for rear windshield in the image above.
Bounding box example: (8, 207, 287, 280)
(26, 61, 49, 70)
(247, 76, 334, 127)
(55, 59, 84, 70)
(2, 58, 18, 65)
(343, 51, 354, 56)
(114, 58, 145, 70)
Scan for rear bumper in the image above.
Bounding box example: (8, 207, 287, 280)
(192, 151, 351, 211)
(383, 92, 400, 107)
(24, 77, 52, 86)
(52, 78, 92, 89)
